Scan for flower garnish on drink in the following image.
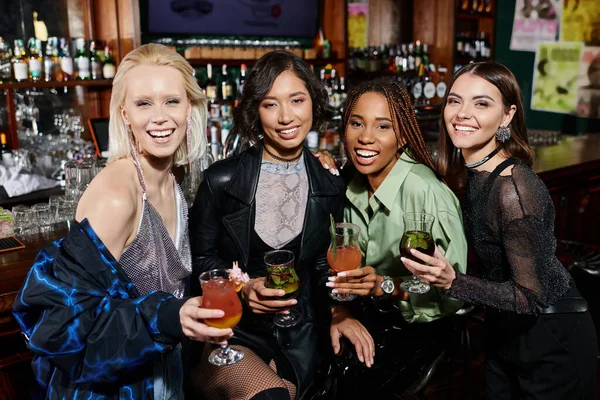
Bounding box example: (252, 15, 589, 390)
(227, 261, 250, 292)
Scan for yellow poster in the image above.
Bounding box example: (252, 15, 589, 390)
(348, 3, 368, 49)
(532, 41, 584, 114)
(561, 0, 600, 45)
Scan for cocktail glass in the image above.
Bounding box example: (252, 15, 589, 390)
(200, 269, 244, 366)
(327, 222, 362, 302)
(399, 212, 435, 294)
(264, 250, 301, 328)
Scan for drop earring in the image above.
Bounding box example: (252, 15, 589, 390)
(496, 126, 511, 143)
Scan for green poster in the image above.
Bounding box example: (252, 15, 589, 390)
(532, 41, 583, 114)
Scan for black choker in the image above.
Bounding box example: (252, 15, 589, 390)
(263, 145, 302, 166)
(465, 146, 502, 169)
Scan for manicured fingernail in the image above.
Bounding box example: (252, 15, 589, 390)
(338, 272, 346, 277)
(410, 249, 416, 254)
(358, 355, 364, 362)
(279, 291, 286, 296)
(332, 289, 338, 294)
(335, 169, 340, 175)
(328, 276, 336, 281)
(400, 257, 406, 262)
(326, 282, 334, 287)
(323, 163, 329, 169)
(290, 300, 297, 305)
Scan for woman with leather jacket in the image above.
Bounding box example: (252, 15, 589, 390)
(187, 51, 370, 400)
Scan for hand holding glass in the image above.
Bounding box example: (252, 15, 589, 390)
(399, 212, 435, 294)
(327, 222, 363, 302)
(200, 269, 244, 366)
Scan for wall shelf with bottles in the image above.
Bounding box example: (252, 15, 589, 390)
(186, 58, 346, 67)
(0, 80, 113, 90)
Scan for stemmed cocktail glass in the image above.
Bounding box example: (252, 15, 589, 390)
(264, 250, 301, 328)
(399, 212, 435, 294)
(200, 269, 244, 366)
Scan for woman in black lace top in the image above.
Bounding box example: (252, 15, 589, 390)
(402, 61, 597, 399)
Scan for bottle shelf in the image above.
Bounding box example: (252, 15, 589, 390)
(186, 58, 346, 67)
(0, 79, 113, 90)
(455, 12, 494, 20)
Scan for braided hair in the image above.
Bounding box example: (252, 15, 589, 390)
(342, 77, 438, 175)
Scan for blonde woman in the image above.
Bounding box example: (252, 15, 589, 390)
(13, 44, 231, 399)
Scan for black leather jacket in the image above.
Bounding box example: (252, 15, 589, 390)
(189, 143, 345, 395)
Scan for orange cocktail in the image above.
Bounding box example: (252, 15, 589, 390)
(327, 245, 362, 272)
(327, 222, 362, 301)
(202, 277, 243, 329)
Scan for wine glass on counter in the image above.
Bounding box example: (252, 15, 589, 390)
(399, 212, 435, 294)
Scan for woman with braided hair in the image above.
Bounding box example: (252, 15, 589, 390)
(325, 77, 468, 396)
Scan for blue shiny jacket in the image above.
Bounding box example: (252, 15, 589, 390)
(13, 220, 187, 399)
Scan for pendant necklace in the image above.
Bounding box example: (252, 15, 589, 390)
(263, 146, 302, 168)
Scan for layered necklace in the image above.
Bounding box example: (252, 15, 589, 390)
(263, 145, 303, 168)
(464, 146, 502, 169)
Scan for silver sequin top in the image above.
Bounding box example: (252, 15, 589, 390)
(119, 177, 191, 299)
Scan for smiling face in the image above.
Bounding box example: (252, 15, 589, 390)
(345, 92, 401, 184)
(120, 65, 191, 162)
(444, 73, 516, 161)
(258, 70, 313, 158)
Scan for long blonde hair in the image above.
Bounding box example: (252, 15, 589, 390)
(107, 43, 207, 166)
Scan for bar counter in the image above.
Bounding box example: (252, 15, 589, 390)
(0, 134, 598, 397)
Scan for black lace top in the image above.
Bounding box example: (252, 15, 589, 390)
(446, 158, 571, 314)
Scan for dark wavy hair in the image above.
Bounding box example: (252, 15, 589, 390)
(438, 61, 535, 177)
(232, 51, 334, 142)
(342, 77, 438, 175)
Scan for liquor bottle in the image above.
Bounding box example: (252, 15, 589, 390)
(414, 41, 423, 70)
(102, 44, 116, 79)
(412, 64, 424, 105)
(459, 0, 470, 12)
(456, 32, 464, 58)
(209, 124, 223, 161)
(436, 65, 448, 100)
(470, 0, 479, 14)
(0, 37, 12, 83)
(407, 42, 416, 71)
(27, 38, 43, 82)
(0, 133, 12, 167)
(400, 43, 408, 73)
(237, 63, 247, 98)
(338, 76, 347, 106)
(44, 37, 61, 82)
(423, 65, 436, 105)
(221, 64, 234, 101)
(422, 43, 430, 70)
(74, 38, 90, 80)
(89, 40, 103, 80)
(59, 37, 73, 81)
(205, 64, 217, 100)
(12, 39, 29, 82)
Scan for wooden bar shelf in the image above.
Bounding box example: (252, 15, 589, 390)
(0, 80, 113, 90)
(186, 58, 346, 67)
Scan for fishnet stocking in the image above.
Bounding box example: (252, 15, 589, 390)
(189, 345, 297, 400)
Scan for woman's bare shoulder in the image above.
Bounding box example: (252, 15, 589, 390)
(76, 159, 141, 236)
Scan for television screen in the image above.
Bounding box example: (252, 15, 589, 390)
(146, 0, 320, 38)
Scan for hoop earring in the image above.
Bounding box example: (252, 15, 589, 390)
(496, 126, 511, 143)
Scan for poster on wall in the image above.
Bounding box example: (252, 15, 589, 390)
(531, 41, 583, 114)
(347, 2, 368, 49)
(561, 0, 600, 45)
(576, 47, 600, 119)
(510, 0, 562, 52)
